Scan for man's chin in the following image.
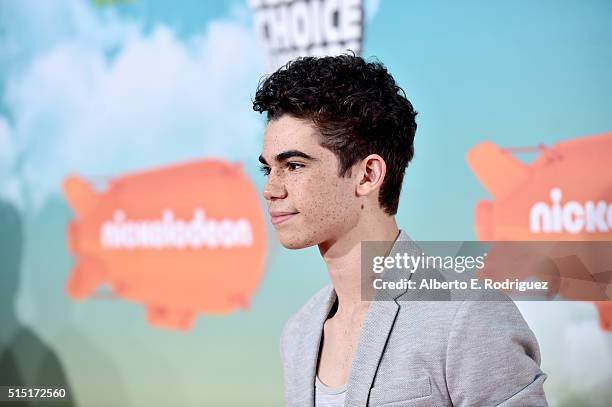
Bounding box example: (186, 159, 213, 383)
(276, 233, 315, 250)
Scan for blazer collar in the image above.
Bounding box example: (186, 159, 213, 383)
(293, 230, 419, 406)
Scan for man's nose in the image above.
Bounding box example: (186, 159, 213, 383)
(263, 175, 287, 200)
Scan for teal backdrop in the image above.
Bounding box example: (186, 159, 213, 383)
(1, 1, 611, 406)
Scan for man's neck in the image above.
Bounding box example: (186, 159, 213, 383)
(319, 214, 400, 320)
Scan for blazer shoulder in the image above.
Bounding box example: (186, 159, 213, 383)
(280, 284, 333, 348)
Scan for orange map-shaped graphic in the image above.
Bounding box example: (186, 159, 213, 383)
(63, 159, 267, 331)
(467, 132, 612, 331)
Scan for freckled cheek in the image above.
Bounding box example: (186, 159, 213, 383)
(331, 180, 359, 224)
(300, 181, 354, 229)
(333, 179, 356, 206)
(285, 179, 311, 210)
(288, 177, 332, 217)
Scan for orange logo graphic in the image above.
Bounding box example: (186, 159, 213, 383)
(467, 132, 612, 331)
(63, 159, 267, 331)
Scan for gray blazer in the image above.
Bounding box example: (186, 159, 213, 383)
(280, 231, 548, 406)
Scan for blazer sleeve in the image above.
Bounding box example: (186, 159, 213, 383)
(279, 313, 299, 406)
(445, 299, 549, 407)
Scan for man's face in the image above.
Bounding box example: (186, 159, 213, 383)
(259, 115, 361, 249)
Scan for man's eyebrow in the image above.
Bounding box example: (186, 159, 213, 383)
(258, 150, 317, 165)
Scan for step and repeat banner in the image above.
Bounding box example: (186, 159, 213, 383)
(0, 0, 611, 406)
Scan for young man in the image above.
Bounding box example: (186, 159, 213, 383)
(253, 55, 548, 407)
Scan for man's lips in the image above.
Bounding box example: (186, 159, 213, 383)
(269, 211, 299, 225)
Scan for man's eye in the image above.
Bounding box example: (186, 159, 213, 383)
(258, 165, 271, 176)
(287, 162, 304, 171)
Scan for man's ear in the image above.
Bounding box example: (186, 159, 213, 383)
(356, 154, 386, 197)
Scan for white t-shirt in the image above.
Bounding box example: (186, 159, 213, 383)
(315, 375, 347, 407)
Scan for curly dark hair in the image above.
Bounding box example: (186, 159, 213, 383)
(252, 54, 417, 215)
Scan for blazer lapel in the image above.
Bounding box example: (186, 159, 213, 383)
(293, 285, 337, 406)
(344, 297, 399, 406)
(344, 230, 420, 406)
